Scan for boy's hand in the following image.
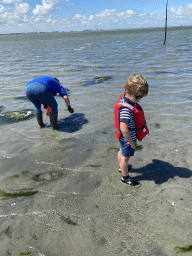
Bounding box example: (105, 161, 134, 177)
(129, 141, 136, 149)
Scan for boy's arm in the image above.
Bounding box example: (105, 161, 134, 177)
(120, 121, 136, 149)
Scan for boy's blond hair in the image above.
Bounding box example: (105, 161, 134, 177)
(124, 75, 148, 97)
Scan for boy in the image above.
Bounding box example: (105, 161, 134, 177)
(114, 75, 149, 187)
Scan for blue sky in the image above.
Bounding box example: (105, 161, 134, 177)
(0, 0, 192, 34)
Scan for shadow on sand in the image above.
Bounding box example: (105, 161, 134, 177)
(57, 113, 88, 133)
(131, 159, 192, 185)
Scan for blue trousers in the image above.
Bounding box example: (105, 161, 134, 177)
(26, 82, 58, 114)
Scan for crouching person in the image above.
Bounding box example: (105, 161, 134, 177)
(26, 76, 74, 129)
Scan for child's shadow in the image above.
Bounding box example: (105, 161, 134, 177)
(131, 159, 192, 185)
(57, 113, 88, 133)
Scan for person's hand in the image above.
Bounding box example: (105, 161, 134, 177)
(128, 141, 136, 149)
(68, 106, 74, 113)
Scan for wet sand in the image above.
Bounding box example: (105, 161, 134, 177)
(1, 113, 192, 256)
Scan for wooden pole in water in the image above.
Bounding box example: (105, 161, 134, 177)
(164, 0, 168, 45)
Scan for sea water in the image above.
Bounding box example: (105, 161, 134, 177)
(1, 27, 192, 256)
(0, 26, 192, 175)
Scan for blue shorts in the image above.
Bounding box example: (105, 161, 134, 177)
(26, 82, 58, 114)
(120, 140, 135, 157)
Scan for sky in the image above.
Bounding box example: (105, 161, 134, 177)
(0, 0, 192, 34)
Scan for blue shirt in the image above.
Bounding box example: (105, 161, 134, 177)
(27, 76, 67, 97)
(119, 96, 137, 142)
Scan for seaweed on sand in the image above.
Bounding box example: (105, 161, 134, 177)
(30, 233, 38, 240)
(9, 174, 20, 180)
(0, 189, 38, 199)
(60, 215, 78, 226)
(84, 76, 112, 86)
(106, 145, 143, 154)
(21, 170, 29, 175)
(93, 76, 112, 83)
(1, 109, 35, 125)
(5, 110, 35, 120)
(135, 145, 143, 151)
(14, 96, 29, 101)
(18, 252, 32, 255)
(174, 245, 192, 254)
(85, 164, 102, 167)
(106, 147, 119, 153)
(32, 170, 63, 184)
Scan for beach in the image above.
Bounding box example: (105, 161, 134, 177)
(1, 115, 192, 256)
(1, 27, 192, 255)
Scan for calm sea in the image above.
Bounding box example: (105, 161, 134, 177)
(0, 26, 192, 145)
(1, 27, 192, 256)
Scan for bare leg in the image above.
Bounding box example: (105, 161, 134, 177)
(118, 149, 130, 178)
(117, 149, 121, 168)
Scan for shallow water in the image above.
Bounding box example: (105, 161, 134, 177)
(0, 26, 192, 162)
(0, 27, 192, 168)
(1, 26, 192, 255)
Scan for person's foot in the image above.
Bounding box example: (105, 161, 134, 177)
(121, 176, 141, 187)
(119, 164, 132, 173)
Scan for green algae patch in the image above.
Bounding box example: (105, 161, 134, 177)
(30, 233, 38, 240)
(93, 76, 112, 83)
(1, 109, 35, 125)
(9, 174, 20, 180)
(0, 189, 38, 199)
(175, 245, 192, 254)
(18, 252, 32, 255)
(106, 145, 142, 154)
(21, 170, 29, 175)
(60, 215, 78, 226)
(5, 110, 35, 121)
(84, 76, 112, 86)
(32, 170, 63, 185)
(85, 164, 102, 167)
(14, 96, 29, 101)
(106, 147, 119, 153)
(135, 145, 143, 151)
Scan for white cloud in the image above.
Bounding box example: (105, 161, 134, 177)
(126, 10, 135, 15)
(46, 18, 52, 22)
(72, 8, 136, 26)
(33, 0, 57, 16)
(15, 3, 30, 14)
(1, 11, 7, 19)
(2, 0, 21, 3)
(169, 4, 192, 22)
(170, 7, 176, 13)
(170, 6, 182, 15)
(73, 14, 81, 20)
(0, 5, 5, 13)
(89, 14, 94, 21)
(138, 13, 146, 17)
(0, 2, 192, 34)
